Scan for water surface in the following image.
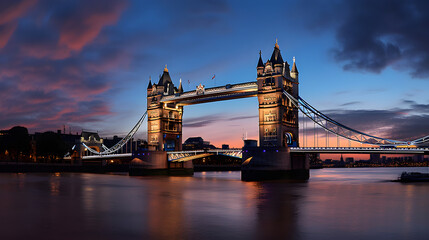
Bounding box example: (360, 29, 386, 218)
(0, 167, 428, 240)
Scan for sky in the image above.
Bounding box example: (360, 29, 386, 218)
(1, 0, 429, 150)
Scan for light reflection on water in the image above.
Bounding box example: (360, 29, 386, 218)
(0, 168, 428, 240)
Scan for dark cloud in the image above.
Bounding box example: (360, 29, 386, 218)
(302, 0, 429, 78)
(409, 103, 429, 114)
(313, 106, 429, 142)
(402, 100, 415, 105)
(339, 101, 361, 107)
(183, 115, 221, 128)
(227, 114, 258, 121)
(183, 113, 257, 128)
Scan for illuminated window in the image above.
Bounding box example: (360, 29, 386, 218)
(265, 112, 277, 122)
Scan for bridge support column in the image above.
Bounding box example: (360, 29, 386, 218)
(241, 146, 309, 181)
(129, 150, 193, 176)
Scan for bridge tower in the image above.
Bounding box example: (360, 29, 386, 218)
(147, 65, 184, 151)
(257, 41, 299, 147)
(242, 41, 308, 181)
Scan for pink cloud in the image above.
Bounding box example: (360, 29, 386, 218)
(0, 0, 37, 48)
(0, 0, 37, 25)
(0, 23, 17, 48)
(20, 44, 71, 60)
(41, 107, 76, 121)
(58, 1, 127, 51)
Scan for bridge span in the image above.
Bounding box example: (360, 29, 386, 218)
(78, 147, 429, 162)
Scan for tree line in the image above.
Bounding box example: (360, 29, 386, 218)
(0, 126, 69, 163)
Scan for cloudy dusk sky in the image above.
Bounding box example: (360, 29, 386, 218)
(1, 0, 429, 148)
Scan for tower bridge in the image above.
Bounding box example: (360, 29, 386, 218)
(73, 41, 429, 181)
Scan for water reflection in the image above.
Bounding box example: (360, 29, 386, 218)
(0, 168, 428, 240)
(252, 181, 304, 240)
(49, 173, 61, 196)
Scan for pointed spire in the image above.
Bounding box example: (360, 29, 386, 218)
(257, 50, 264, 68)
(178, 78, 183, 93)
(284, 61, 290, 71)
(270, 39, 284, 65)
(291, 56, 298, 73)
(158, 65, 172, 86)
(147, 76, 152, 89)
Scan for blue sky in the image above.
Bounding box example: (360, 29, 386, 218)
(1, 0, 429, 147)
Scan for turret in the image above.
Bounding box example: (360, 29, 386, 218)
(283, 61, 290, 77)
(178, 78, 183, 93)
(257, 50, 264, 76)
(157, 65, 175, 95)
(270, 39, 284, 74)
(147, 76, 153, 95)
(290, 57, 299, 82)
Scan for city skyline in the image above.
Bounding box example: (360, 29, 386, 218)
(1, 0, 429, 148)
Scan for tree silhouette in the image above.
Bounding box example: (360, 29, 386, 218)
(36, 131, 66, 163)
(6, 126, 31, 162)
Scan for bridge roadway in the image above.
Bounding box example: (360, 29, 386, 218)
(78, 147, 429, 160)
(160, 82, 258, 105)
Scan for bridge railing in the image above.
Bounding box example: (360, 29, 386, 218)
(167, 149, 243, 161)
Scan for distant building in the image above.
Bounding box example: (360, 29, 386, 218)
(370, 153, 381, 163)
(345, 157, 354, 163)
(413, 155, 423, 162)
(222, 144, 229, 149)
(81, 131, 103, 152)
(182, 137, 216, 150)
(103, 135, 121, 148)
(243, 139, 257, 147)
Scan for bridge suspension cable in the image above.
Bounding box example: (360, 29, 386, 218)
(82, 111, 147, 155)
(283, 90, 429, 146)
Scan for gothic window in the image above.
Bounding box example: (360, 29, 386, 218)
(264, 127, 277, 141)
(265, 112, 277, 122)
(168, 122, 176, 131)
(263, 77, 275, 87)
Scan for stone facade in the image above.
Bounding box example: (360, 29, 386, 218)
(257, 42, 299, 147)
(147, 66, 183, 151)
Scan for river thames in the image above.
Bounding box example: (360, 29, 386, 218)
(1, 167, 428, 240)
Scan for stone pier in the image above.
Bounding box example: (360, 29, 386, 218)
(129, 150, 193, 176)
(241, 146, 309, 181)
